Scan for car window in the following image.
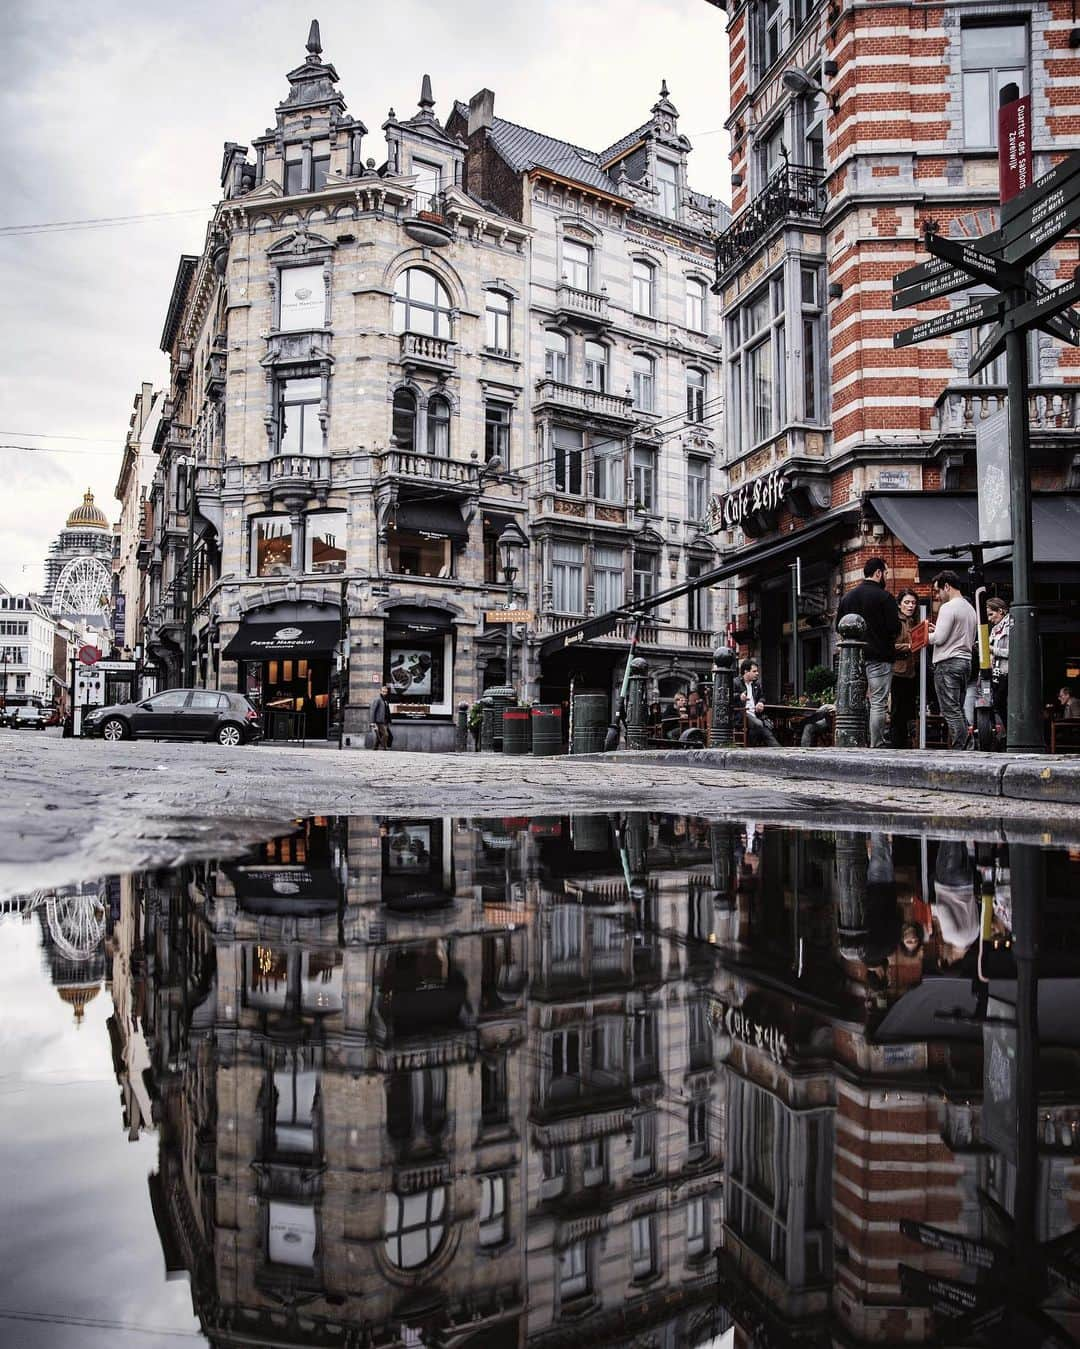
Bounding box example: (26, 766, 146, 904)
(145, 691, 190, 711)
(188, 691, 226, 710)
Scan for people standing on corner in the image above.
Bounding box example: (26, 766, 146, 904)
(928, 571, 979, 750)
(986, 597, 1011, 738)
(369, 683, 393, 750)
(836, 557, 901, 749)
(738, 659, 781, 747)
(890, 588, 920, 749)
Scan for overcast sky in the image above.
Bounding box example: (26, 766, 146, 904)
(0, 0, 730, 595)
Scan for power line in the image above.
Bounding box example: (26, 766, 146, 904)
(0, 207, 213, 238)
(0, 430, 120, 442)
(0, 443, 121, 457)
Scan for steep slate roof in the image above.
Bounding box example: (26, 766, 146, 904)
(598, 123, 650, 166)
(454, 100, 624, 196)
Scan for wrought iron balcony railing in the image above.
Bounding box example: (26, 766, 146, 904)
(714, 163, 827, 282)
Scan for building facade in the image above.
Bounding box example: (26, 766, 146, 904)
(142, 24, 531, 748)
(705, 0, 1080, 700)
(114, 382, 164, 655)
(447, 86, 731, 706)
(43, 489, 116, 629)
(0, 584, 56, 703)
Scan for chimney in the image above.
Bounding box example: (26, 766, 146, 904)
(467, 89, 495, 137)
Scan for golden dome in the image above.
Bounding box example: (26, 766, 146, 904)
(66, 488, 109, 530)
(57, 983, 101, 1022)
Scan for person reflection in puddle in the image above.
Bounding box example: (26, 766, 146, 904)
(931, 840, 980, 966)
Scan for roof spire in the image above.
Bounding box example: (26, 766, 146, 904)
(660, 78, 669, 98)
(306, 19, 322, 59)
(418, 73, 435, 113)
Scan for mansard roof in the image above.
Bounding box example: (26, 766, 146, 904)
(453, 101, 624, 198)
(599, 123, 650, 166)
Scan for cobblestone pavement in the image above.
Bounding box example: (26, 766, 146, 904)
(2, 729, 1078, 898)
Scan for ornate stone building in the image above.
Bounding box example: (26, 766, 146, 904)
(43, 489, 115, 626)
(114, 382, 164, 656)
(142, 24, 529, 747)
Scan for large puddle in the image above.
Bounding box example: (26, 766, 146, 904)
(1, 813, 1078, 1347)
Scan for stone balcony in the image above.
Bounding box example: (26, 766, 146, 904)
(533, 613, 714, 650)
(533, 379, 636, 424)
(372, 447, 482, 493)
(933, 384, 1079, 436)
(399, 331, 457, 374)
(554, 282, 610, 329)
(253, 454, 332, 507)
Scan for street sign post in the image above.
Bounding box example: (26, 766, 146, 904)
(485, 609, 534, 624)
(890, 95, 1080, 750)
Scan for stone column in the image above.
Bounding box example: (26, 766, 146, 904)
(835, 614, 869, 748)
(709, 646, 737, 747)
(625, 656, 649, 749)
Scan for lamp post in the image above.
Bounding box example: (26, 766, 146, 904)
(497, 522, 529, 693)
(176, 455, 196, 687)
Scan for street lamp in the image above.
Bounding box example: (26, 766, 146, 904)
(497, 521, 529, 691)
(781, 67, 839, 114)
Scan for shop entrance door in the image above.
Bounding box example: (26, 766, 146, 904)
(262, 657, 330, 739)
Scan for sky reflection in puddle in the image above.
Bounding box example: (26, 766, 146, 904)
(2, 811, 1079, 1347)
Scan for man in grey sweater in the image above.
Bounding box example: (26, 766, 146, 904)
(928, 571, 978, 749)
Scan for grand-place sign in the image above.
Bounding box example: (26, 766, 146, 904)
(706, 469, 786, 533)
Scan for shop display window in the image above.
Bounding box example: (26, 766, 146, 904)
(387, 529, 451, 578)
(306, 511, 347, 574)
(252, 517, 294, 577)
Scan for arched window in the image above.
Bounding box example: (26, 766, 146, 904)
(633, 259, 656, 317)
(427, 396, 450, 456)
(393, 268, 453, 338)
(686, 367, 707, 422)
(632, 353, 656, 411)
(384, 1187, 447, 1268)
(545, 331, 569, 383)
(686, 277, 707, 332)
(392, 389, 417, 452)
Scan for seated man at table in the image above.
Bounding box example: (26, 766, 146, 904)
(739, 659, 780, 747)
(800, 702, 837, 747)
(1058, 685, 1080, 720)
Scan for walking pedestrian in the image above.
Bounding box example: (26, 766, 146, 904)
(890, 588, 919, 749)
(836, 557, 901, 749)
(986, 597, 1010, 735)
(738, 659, 780, 747)
(369, 683, 393, 750)
(928, 571, 978, 749)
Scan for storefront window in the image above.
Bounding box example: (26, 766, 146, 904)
(387, 529, 451, 578)
(251, 517, 294, 577)
(306, 511, 347, 574)
(383, 608, 453, 714)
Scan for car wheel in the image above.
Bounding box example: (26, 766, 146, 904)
(102, 717, 129, 742)
(216, 723, 243, 747)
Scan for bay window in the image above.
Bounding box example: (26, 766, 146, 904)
(251, 516, 294, 577)
(593, 546, 625, 613)
(553, 425, 583, 495)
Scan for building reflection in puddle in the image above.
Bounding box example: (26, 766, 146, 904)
(92, 815, 1080, 1347)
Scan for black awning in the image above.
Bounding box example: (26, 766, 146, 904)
(868, 492, 1080, 569)
(873, 977, 1080, 1047)
(537, 507, 858, 661)
(393, 499, 468, 541)
(222, 619, 340, 660)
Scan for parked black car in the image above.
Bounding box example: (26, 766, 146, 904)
(82, 689, 263, 746)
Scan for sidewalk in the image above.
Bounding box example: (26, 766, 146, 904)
(599, 745, 1080, 805)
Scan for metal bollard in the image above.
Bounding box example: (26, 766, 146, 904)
(835, 613, 870, 748)
(709, 646, 737, 747)
(625, 657, 649, 749)
(455, 701, 469, 753)
(833, 830, 870, 959)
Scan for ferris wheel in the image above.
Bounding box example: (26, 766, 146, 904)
(53, 555, 111, 616)
(44, 889, 107, 963)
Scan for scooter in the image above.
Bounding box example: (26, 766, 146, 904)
(930, 538, 1011, 751)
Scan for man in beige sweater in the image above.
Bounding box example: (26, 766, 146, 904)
(928, 570, 978, 749)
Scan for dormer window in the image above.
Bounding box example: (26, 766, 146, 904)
(657, 159, 680, 217)
(413, 157, 443, 208)
(312, 140, 330, 191)
(284, 139, 331, 195)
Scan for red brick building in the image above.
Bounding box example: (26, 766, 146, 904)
(705, 0, 1080, 702)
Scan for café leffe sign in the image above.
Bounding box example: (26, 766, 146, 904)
(706, 468, 787, 533)
(713, 999, 789, 1064)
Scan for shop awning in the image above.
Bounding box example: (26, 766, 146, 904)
(868, 492, 1080, 570)
(392, 499, 468, 541)
(873, 976, 1080, 1047)
(222, 619, 340, 660)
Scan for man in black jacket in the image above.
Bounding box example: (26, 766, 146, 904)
(836, 557, 901, 749)
(369, 684, 393, 750)
(738, 659, 780, 747)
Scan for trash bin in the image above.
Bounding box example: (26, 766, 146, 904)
(501, 707, 530, 755)
(570, 691, 607, 754)
(481, 685, 516, 752)
(530, 703, 563, 756)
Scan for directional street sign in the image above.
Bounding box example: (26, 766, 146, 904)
(892, 252, 960, 291)
(892, 266, 972, 311)
(898, 1264, 983, 1316)
(899, 1219, 1002, 1272)
(1002, 147, 1080, 225)
(999, 187, 1080, 267)
(893, 295, 1003, 348)
(485, 608, 534, 624)
(1007, 275, 1080, 344)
